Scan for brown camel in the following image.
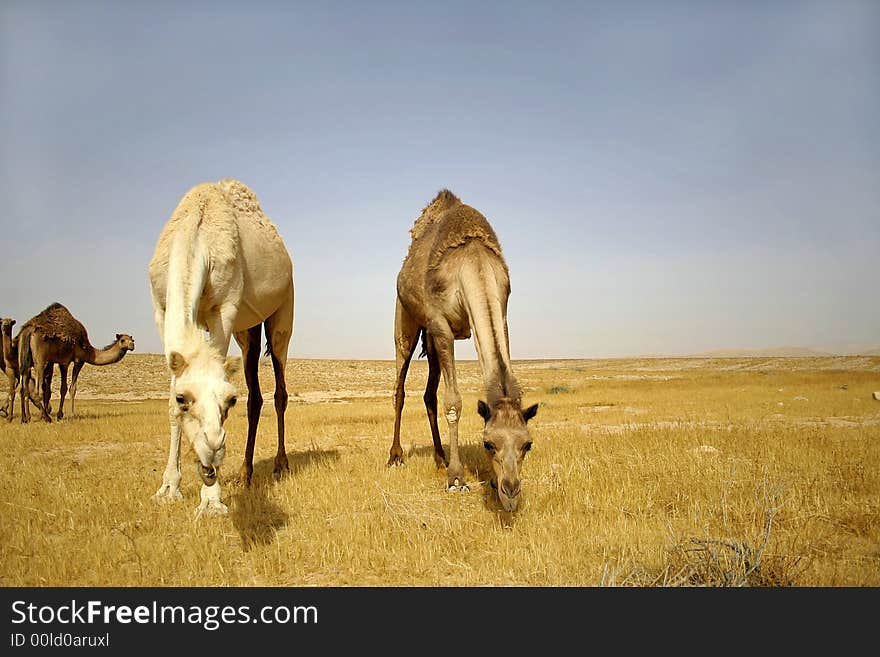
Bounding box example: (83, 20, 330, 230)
(67, 333, 135, 417)
(388, 189, 538, 512)
(17, 303, 135, 423)
(1, 317, 45, 420)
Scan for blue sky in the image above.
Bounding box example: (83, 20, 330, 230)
(1, 0, 878, 359)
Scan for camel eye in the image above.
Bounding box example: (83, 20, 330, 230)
(483, 441, 496, 452)
(228, 396, 237, 408)
(175, 394, 190, 408)
(522, 441, 533, 452)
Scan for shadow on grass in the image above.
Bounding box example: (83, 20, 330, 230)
(40, 404, 157, 422)
(229, 448, 340, 552)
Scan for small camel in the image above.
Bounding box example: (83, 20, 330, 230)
(148, 178, 294, 518)
(16, 303, 135, 423)
(388, 189, 538, 512)
(1, 317, 45, 420)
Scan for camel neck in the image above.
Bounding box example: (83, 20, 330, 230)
(483, 364, 521, 407)
(88, 344, 126, 366)
(164, 221, 209, 350)
(1, 333, 11, 360)
(0, 331, 11, 368)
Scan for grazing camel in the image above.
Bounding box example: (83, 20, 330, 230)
(16, 303, 135, 423)
(148, 178, 294, 518)
(388, 189, 538, 512)
(1, 317, 45, 420)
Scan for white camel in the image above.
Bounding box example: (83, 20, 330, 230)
(148, 178, 295, 518)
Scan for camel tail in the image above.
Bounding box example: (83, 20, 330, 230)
(18, 327, 33, 374)
(417, 328, 428, 359)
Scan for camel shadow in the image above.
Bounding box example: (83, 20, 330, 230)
(409, 440, 487, 479)
(54, 408, 148, 421)
(228, 447, 340, 551)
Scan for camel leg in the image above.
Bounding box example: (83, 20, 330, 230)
(26, 376, 42, 410)
(19, 365, 30, 423)
(4, 370, 15, 421)
(40, 366, 53, 421)
(56, 363, 68, 420)
(265, 304, 293, 478)
(18, 335, 33, 423)
(427, 318, 466, 491)
(149, 302, 184, 502)
(423, 333, 447, 468)
(194, 475, 225, 520)
(154, 382, 183, 503)
(30, 358, 52, 423)
(234, 325, 263, 487)
(70, 360, 84, 417)
(388, 299, 421, 466)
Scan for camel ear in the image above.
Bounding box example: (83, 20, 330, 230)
(168, 351, 187, 376)
(116, 333, 121, 340)
(477, 400, 491, 423)
(10, 319, 15, 327)
(224, 357, 242, 379)
(522, 403, 539, 423)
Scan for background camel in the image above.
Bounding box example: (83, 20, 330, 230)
(67, 333, 135, 417)
(148, 178, 294, 519)
(16, 303, 135, 423)
(388, 189, 538, 512)
(1, 317, 45, 420)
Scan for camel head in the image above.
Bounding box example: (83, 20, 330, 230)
(0, 317, 14, 336)
(477, 397, 539, 512)
(167, 349, 240, 485)
(115, 333, 136, 352)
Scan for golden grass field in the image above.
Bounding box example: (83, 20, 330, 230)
(1, 353, 878, 587)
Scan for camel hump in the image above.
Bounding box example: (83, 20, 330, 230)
(427, 203, 505, 270)
(410, 189, 462, 241)
(214, 178, 289, 253)
(23, 302, 89, 346)
(215, 178, 263, 217)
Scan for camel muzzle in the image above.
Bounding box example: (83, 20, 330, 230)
(198, 463, 218, 486)
(498, 492, 520, 513)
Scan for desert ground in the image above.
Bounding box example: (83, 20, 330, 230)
(1, 353, 878, 586)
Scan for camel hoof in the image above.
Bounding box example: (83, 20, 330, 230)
(153, 485, 183, 504)
(194, 500, 228, 520)
(387, 457, 405, 467)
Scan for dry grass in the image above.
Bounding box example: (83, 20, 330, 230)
(1, 354, 878, 587)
